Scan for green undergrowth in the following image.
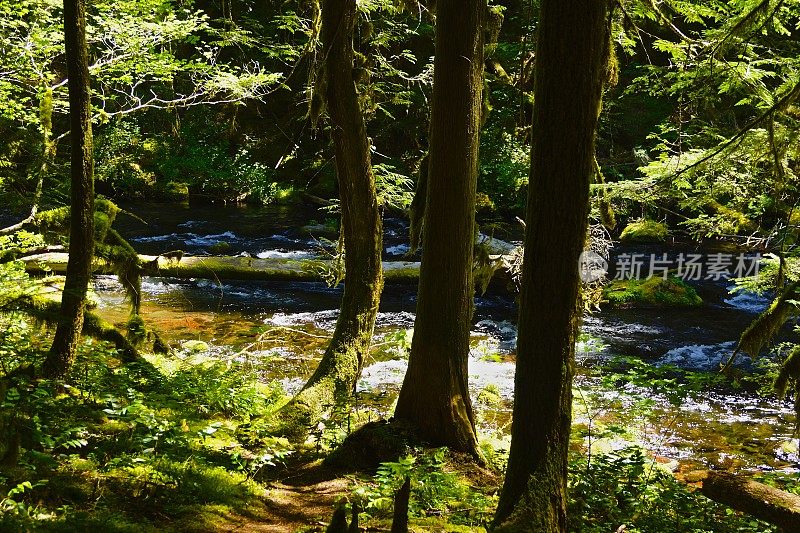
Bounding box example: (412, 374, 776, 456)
(567, 446, 775, 532)
(603, 275, 703, 308)
(0, 333, 292, 532)
(348, 447, 499, 532)
(568, 354, 797, 532)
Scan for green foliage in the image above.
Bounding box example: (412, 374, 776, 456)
(164, 358, 284, 418)
(374, 163, 414, 211)
(0, 328, 290, 531)
(94, 120, 157, 199)
(153, 112, 280, 203)
(479, 128, 529, 213)
(353, 448, 496, 528)
(614, 0, 800, 241)
(568, 447, 772, 532)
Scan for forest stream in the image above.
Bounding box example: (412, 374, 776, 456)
(94, 203, 799, 477)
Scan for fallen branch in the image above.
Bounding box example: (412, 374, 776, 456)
(4, 294, 150, 368)
(694, 470, 800, 532)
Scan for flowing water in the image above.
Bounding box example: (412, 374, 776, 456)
(94, 203, 799, 475)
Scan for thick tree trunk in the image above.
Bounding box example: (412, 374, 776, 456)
(271, 0, 383, 439)
(493, 0, 610, 530)
(393, 0, 485, 454)
(43, 0, 95, 379)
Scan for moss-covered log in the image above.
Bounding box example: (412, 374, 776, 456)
(4, 295, 146, 365)
(22, 252, 517, 288)
(696, 470, 800, 532)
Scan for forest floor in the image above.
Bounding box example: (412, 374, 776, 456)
(214, 476, 349, 532)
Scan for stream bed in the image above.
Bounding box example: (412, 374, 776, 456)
(95, 203, 799, 476)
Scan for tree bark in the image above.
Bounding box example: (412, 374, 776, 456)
(393, 0, 485, 454)
(271, 0, 384, 439)
(43, 0, 95, 379)
(493, 0, 610, 530)
(391, 476, 411, 533)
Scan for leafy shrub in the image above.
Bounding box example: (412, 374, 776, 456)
(354, 448, 496, 527)
(94, 120, 157, 199)
(165, 360, 284, 418)
(154, 112, 279, 204)
(479, 128, 529, 214)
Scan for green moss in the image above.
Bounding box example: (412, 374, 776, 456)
(476, 384, 504, 408)
(181, 340, 210, 353)
(158, 181, 190, 202)
(475, 192, 496, 215)
(207, 241, 232, 254)
(156, 256, 331, 282)
(301, 223, 339, 240)
(737, 283, 798, 357)
(705, 200, 755, 233)
(603, 276, 703, 308)
(619, 220, 669, 243)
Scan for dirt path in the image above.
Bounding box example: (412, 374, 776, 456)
(214, 462, 353, 532)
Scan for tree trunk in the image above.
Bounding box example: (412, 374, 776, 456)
(393, 0, 485, 454)
(271, 0, 383, 439)
(493, 0, 610, 530)
(43, 0, 95, 379)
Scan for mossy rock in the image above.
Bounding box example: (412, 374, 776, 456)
(208, 241, 232, 254)
(619, 220, 669, 243)
(475, 192, 496, 215)
(301, 223, 339, 240)
(181, 340, 210, 353)
(603, 276, 703, 308)
(476, 384, 504, 408)
(158, 181, 190, 202)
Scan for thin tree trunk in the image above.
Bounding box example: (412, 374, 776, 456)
(43, 0, 95, 379)
(272, 0, 383, 439)
(493, 0, 610, 530)
(393, 0, 485, 454)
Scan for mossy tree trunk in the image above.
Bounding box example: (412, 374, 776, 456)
(393, 0, 485, 454)
(42, 0, 95, 379)
(492, 0, 610, 530)
(273, 0, 383, 438)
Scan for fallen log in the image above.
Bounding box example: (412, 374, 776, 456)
(21, 252, 424, 283)
(21, 252, 514, 287)
(476, 232, 517, 255)
(694, 470, 800, 533)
